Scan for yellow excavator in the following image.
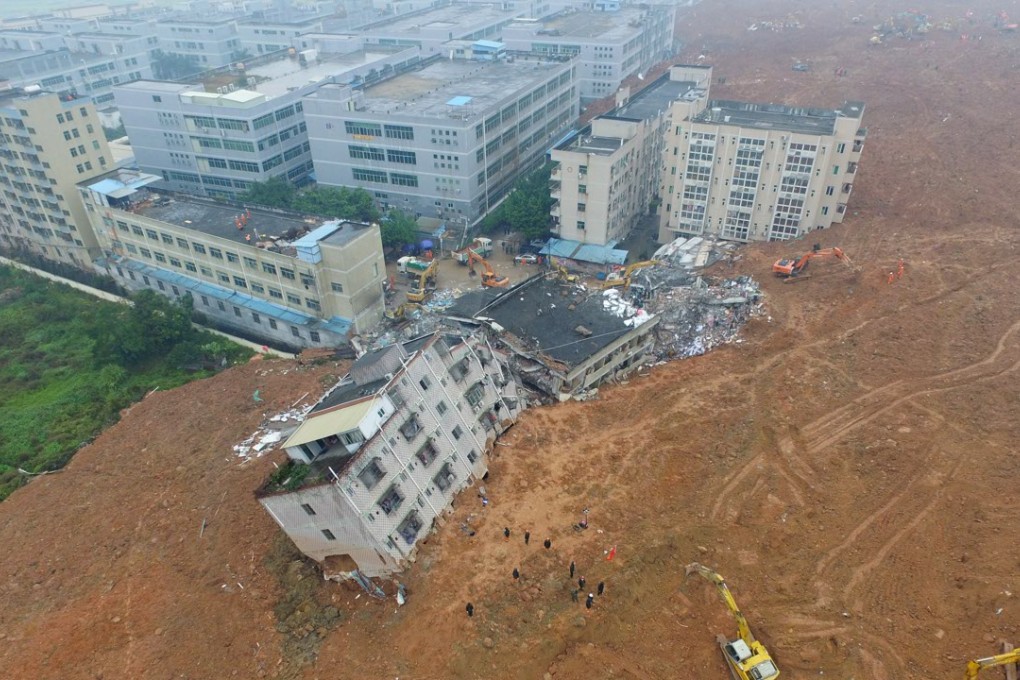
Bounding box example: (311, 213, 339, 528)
(406, 259, 438, 303)
(554, 263, 578, 283)
(467, 250, 509, 288)
(684, 563, 780, 680)
(965, 647, 1020, 679)
(601, 260, 658, 290)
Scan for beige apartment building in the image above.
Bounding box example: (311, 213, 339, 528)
(659, 65, 866, 243)
(0, 88, 114, 267)
(549, 69, 704, 246)
(77, 167, 386, 348)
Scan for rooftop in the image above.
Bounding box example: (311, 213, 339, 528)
(692, 100, 862, 136)
(337, 56, 568, 120)
(611, 77, 698, 122)
(362, 4, 516, 36)
(310, 376, 390, 415)
(509, 7, 658, 42)
(446, 276, 644, 368)
(221, 48, 407, 99)
(135, 196, 316, 244)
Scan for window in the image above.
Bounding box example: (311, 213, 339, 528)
(419, 376, 431, 391)
(309, 331, 320, 343)
(452, 425, 463, 440)
(344, 121, 382, 137)
(436, 401, 448, 415)
(290, 326, 300, 338)
(286, 293, 301, 305)
(233, 276, 247, 288)
(400, 416, 421, 441)
(301, 503, 316, 516)
(416, 440, 439, 467)
(357, 459, 385, 489)
(280, 267, 295, 280)
(330, 282, 343, 293)
(176, 237, 189, 249)
(352, 168, 388, 183)
(243, 256, 257, 268)
(305, 298, 320, 311)
(152, 95, 162, 103)
(192, 243, 206, 254)
(384, 125, 414, 140)
(387, 149, 416, 165)
(390, 173, 418, 187)
(226, 252, 239, 263)
(349, 145, 385, 161)
(250, 282, 264, 293)
(321, 529, 336, 541)
(268, 319, 277, 330)
(233, 306, 242, 317)
(185, 262, 197, 272)
(467, 450, 478, 464)
(378, 485, 405, 515)
(208, 247, 222, 259)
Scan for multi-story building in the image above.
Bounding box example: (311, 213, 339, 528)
(0, 27, 154, 107)
(0, 88, 114, 267)
(258, 332, 521, 576)
(78, 167, 387, 347)
(154, 16, 242, 70)
(115, 45, 421, 199)
(501, 5, 677, 103)
(550, 69, 700, 245)
(236, 15, 329, 56)
(659, 65, 867, 243)
(358, 4, 521, 53)
(304, 53, 578, 222)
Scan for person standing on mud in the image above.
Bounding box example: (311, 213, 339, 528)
(524, 530, 530, 545)
(569, 560, 575, 578)
(466, 603, 474, 617)
(578, 576, 586, 590)
(512, 567, 520, 580)
(503, 527, 510, 541)
(586, 593, 594, 610)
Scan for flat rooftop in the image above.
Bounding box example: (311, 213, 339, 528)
(509, 7, 654, 42)
(694, 100, 852, 136)
(447, 276, 646, 368)
(136, 197, 315, 244)
(362, 4, 515, 36)
(231, 48, 406, 99)
(613, 78, 697, 122)
(346, 56, 566, 120)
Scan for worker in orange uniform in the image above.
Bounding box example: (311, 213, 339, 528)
(887, 271, 895, 285)
(897, 259, 905, 279)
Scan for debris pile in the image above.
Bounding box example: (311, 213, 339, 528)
(602, 289, 652, 327)
(232, 407, 311, 463)
(643, 276, 765, 360)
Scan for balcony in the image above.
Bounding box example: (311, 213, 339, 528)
(550, 201, 560, 218)
(550, 167, 562, 181)
(550, 187, 561, 200)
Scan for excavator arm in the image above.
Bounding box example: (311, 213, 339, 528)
(965, 649, 1020, 679)
(685, 563, 757, 644)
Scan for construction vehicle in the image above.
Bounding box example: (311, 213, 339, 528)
(453, 237, 493, 264)
(554, 263, 577, 283)
(385, 303, 421, 320)
(684, 563, 780, 680)
(406, 259, 438, 303)
(467, 250, 509, 288)
(601, 260, 659, 290)
(397, 255, 432, 276)
(772, 245, 852, 279)
(964, 647, 1020, 679)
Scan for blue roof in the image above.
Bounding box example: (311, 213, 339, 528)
(292, 220, 342, 264)
(539, 238, 628, 266)
(473, 40, 504, 50)
(446, 95, 473, 106)
(120, 259, 353, 335)
(87, 171, 159, 198)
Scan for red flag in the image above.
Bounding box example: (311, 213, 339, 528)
(606, 546, 617, 561)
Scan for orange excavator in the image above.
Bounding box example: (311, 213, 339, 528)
(467, 250, 509, 288)
(772, 245, 853, 280)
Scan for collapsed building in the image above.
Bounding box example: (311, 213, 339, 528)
(257, 332, 520, 579)
(444, 274, 659, 400)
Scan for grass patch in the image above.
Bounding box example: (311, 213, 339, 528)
(0, 265, 251, 500)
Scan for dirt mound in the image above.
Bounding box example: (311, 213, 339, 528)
(2, 0, 1020, 678)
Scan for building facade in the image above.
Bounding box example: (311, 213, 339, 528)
(501, 5, 677, 103)
(154, 17, 242, 69)
(78, 168, 387, 347)
(550, 69, 700, 245)
(0, 89, 113, 267)
(304, 54, 578, 222)
(659, 65, 866, 243)
(258, 333, 521, 577)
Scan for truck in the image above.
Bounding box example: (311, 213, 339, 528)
(453, 237, 493, 265)
(397, 256, 433, 276)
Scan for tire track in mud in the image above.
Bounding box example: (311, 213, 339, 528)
(801, 317, 1020, 453)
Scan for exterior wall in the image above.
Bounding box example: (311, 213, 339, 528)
(658, 104, 866, 243)
(155, 18, 241, 69)
(551, 113, 664, 246)
(304, 59, 577, 222)
(0, 93, 112, 267)
(115, 81, 315, 198)
(237, 19, 326, 55)
(562, 314, 659, 392)
(259, 335, 521, 576)
(501, 6, 676, 103)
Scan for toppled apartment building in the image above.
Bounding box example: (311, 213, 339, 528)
(257, 332, 520, 578)
(445, 274, 659, 400)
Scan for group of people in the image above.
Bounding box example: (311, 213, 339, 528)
(465, 522, 610, 619)
(887, 258, 906, 284)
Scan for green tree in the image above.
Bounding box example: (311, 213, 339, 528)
(292, 186, 380, 223)
(240, 176, 297, 209)
(481, 163, 554, 240)
(151, 50, 202, 80)
(95, 291, 195, 366)
(380, 210, 418, 250)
